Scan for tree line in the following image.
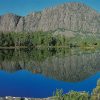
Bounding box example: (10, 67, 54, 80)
(0, 31, 99, 48)
(0, 31, 71, 47)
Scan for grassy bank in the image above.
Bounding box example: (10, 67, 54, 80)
(53, 79, 100, 100)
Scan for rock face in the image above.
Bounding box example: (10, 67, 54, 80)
(0, 2, 100, 34)
(0, 14, 21, 32)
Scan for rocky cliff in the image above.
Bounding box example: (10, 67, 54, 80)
(0, 2, 100, 35)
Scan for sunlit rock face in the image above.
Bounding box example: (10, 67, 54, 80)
(0, 49, 100, 82)
(0, 2, 100, 35)
(0, 13, 21, 32)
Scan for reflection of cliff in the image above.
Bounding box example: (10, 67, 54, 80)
(41, 52, 100, 82)
(0, 49, 100, 82)
(0, 60, 42, 73)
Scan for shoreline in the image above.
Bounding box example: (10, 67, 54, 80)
(1, 79, 100, 100)
(0, 96, 52, 100)
(0, 46, 69, 49)
(0, 46, 97, 50)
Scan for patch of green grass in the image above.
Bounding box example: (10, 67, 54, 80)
(53, 79, 100, 100)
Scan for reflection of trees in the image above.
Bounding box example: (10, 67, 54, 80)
(0, 49, 100, 82)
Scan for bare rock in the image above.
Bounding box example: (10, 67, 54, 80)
(0, 2, 100, 36)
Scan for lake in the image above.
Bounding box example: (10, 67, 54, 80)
(0, 48, 100, 98)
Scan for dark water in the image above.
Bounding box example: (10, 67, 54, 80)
(0, 48, 100, 98)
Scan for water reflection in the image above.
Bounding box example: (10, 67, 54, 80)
(0, 48, 100, 82)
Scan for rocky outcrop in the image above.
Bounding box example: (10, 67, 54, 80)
(0, 14, 21, 32)
(0, 2, 100, 35)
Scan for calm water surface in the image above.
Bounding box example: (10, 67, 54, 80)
(0, 48, 100, 98)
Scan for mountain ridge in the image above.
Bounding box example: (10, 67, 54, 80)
(0, 2, 100, 36)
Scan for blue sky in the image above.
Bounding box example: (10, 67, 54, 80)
(0, 0, 100, 16)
